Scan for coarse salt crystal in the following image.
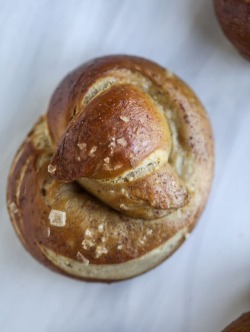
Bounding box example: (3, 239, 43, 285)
(82, 238, 95, 249)
(49, 209, 66, 227)
(95, 245, 108, 258)
(113, 163, 122, 170)
(77, 142, 87, 150)
(10, 202, 18, 214)
(89, 146, 97, 156)
(85, 229, 92, 237)
(48, 164, 57, 174)
(76, 251, 89, 265)
(146, 229, 153, 236)
(120, 116, 129, 122)
(103, 163, 111, 171)
(98, 224, 104, 232)
(117, 138, 127, 147)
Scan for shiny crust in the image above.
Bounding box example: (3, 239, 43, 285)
(222, 312, 250, 332)
(7, 55, 214, 281)
(214, 0, 250, 60)
(51, 83, 171, 180)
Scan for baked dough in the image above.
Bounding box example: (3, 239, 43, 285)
(222, 312, 250, 332)
(7, 55, 214, 281)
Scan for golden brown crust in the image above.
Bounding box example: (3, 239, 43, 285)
(47, 55, 174, 143)
(214, 0, 250, 60)
(7, 55, 214, 281)
(51, 83, 170, 180)
(222, 312, 250, 332)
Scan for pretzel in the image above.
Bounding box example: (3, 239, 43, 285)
(7, 55, 214, 281)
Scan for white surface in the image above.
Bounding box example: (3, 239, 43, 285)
(0, 0, 250, 331)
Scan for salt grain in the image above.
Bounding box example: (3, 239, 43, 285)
(49, 209, 66, 227)
(146, 229, 153, 236)
(76, 251, 89, 265)
(103, 163, 111, 171)
(95, 245, 108, 258)
(10, 202, 18, 214)
(117, 138, 127, 147)
(82, 238, 95, 249)
(48, 164, 56, 174)
(120, 116, 129, 122)
(98, 224, 104, 232)
(85, 229, 92, 237)
(120, 203, 128, 210)
(77, 142, 87, 150)
(89, 146, 97, 157)
(114, 163, 122, 170)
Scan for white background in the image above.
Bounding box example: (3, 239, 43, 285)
(1, 1, 250, 331)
